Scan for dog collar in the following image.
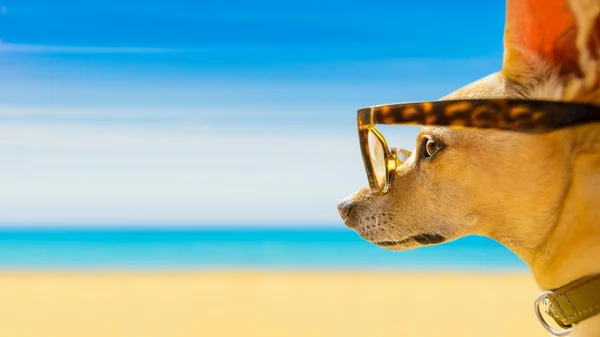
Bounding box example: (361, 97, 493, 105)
(534, 273, 600, 336)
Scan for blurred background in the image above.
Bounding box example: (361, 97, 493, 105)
(0, 0, 546, 336)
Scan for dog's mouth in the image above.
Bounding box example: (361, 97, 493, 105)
(375, 238, 412, 247)
(375, 234, 446, 248)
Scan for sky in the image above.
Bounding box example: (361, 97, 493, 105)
(0, 0, 508, 226)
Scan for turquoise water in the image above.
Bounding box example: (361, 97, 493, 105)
(0, 227, 528, 272)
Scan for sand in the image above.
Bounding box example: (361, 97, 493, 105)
(0, 272, 547, 337)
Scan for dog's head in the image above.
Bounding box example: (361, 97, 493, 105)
(338, 0, 600, 253)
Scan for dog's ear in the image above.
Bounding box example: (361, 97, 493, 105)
(502, 0, 600, 101)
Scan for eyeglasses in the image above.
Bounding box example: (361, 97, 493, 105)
(358, 98, 600, 194)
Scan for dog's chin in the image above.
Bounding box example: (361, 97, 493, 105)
(359, 233, 448, 251)
(373, 239, 421, 251)
(342, 218, 448, 251)
(347, 229, 420, 251)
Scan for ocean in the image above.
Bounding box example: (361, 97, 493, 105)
(0, 227, 528, 272)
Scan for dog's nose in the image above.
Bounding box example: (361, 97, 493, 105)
(337, 199, 353, 219)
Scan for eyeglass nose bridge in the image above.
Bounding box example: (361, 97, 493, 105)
(382, 148, 412, 192)
(391, 147, 412, 166)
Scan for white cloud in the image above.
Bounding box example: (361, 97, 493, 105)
(0, 50, 470, 226)
(0, 42, 178, 54)
(0, 123, 420, 226)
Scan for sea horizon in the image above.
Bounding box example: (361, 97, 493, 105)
(0, 226, 528, 272)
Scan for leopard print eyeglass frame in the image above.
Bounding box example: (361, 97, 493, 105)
(358, 98, 600, 194)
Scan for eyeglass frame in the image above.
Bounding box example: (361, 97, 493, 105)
(357, 98, 600, 195)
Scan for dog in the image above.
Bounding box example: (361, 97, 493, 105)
(337, 0, 600, 336)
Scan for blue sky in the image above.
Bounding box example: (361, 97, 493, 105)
(0, 0, 507, 225)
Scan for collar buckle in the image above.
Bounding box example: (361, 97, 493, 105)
(534, 291, 573, 336)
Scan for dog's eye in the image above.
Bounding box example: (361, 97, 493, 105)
(424, 138, 442, 158)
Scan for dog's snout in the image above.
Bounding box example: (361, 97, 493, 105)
(337, 199, 353, 219)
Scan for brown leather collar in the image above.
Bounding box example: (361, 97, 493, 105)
(535, 274, 600, 335)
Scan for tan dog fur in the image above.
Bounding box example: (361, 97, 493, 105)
(338, 0, 600, 336)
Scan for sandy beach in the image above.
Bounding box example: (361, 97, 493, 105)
(0, 272, 547, 337)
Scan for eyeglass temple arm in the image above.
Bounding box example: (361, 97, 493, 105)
(359, 100, 600, 132)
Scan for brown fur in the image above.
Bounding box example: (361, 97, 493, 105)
(338, 0, 600, 335)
